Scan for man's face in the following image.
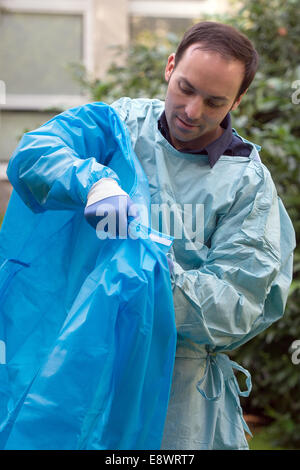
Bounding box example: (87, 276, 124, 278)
(164, 44, 246, 150)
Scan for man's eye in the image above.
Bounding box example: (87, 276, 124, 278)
(207, 101, 223, 108)
(178, 83, 193, 95)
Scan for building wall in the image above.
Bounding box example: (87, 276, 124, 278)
(93, 0, 129, 80)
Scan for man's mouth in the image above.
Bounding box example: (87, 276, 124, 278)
(176, 116, 198, 130)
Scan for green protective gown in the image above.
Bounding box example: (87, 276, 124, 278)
(111, 97, 296, 450)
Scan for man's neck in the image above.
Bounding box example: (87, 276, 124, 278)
(171, 125, 225, 152)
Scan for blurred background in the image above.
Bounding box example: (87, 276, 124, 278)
(0, 0, 299, 449)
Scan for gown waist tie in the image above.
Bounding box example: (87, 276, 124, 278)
(196, 351, 253, 437)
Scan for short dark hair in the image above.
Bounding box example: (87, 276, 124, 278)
(175, 21, 259, 98)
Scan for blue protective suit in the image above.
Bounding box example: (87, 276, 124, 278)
(0, 98, 295, 450)
(0, 104, 177, 450)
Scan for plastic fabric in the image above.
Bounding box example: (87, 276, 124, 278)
(0, 103, 177, 450)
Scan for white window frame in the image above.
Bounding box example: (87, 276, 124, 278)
(129, 0, 229, 18)
(0, 162, 8, 180)
(0, 0, 94, 111)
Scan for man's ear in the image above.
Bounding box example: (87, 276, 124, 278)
(231, 88, 248, 111)
(165, 53, 176, 83)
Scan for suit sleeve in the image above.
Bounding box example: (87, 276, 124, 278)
(6, 102, 131, 213)
(171, 165, 296, 352)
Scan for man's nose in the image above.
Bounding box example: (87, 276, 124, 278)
(185, 96, 203, 122)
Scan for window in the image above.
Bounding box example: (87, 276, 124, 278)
(0, 0, 93, 164)
(0, 0, 93, 110)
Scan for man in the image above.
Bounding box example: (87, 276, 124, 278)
(3, 22, 296, 449)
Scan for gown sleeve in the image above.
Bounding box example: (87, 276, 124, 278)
(171, 165, 296, 352)
(6, 102, 132, 213)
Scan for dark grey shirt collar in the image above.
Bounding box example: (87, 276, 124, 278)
(158, 111, 251, 167)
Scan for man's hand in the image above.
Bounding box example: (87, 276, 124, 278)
(84, 178, 139, 238)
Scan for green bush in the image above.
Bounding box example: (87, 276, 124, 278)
(75, 0, 300, 448)
(227, 0, 300, 450)
(68, 36, 176, 104)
